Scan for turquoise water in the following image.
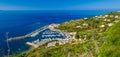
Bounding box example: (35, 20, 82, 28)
(0, 10, 116, 56)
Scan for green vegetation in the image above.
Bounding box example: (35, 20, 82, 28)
(9, 12, 120, 57)
(10, 40, 98, 57)
(99, 21, 120, 57)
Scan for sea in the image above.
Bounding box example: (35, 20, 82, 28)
(0, 10, 117, 56)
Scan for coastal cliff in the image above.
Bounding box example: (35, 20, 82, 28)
(9, 12, 120, 57)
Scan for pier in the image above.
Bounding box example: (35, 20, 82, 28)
(7, 25, 49, 42)
(26, 42, 39, 48)
(7, 24, 73, 48)
(25, 27, 73, 48)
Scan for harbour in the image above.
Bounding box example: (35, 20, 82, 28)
(25, 29, 73, 48)
(7, 24, 67, 42)
(0, 10, 111, 56)
(7, 25, 49, 42)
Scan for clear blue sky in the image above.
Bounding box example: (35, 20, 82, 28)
(0, 0, 120, 10)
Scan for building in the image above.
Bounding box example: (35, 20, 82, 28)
(108, 23, 113, 27)
(100, 25, 105, 28)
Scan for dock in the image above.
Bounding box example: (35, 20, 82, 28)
(25, 25, 73, 48)
(26, 42, 39, 48)
(7, 25, 49, 42)
(7, 24, 61, 42)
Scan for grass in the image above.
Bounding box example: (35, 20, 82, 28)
(99, 21, 120, 57)
(8, 12, 120, 57)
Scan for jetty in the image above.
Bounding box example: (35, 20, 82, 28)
(25, 28, 73, 48)
(7, 25, 49, 42)
(26, 42, 39, 48)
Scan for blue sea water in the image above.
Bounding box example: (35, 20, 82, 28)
(0, 10, 117, 56)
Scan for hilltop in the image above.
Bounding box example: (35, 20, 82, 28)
(9, 12, 120, 57)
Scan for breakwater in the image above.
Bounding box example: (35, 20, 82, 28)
(7, 25, 49, 42)
(25, 23, 72, 48)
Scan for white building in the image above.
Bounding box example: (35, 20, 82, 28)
(108, 23, 113, 27)
(82, 23, 88, 26)
(102, 17, 105, 18)
(115, 16, 119, 18)
(76, 26, 81, 28)
(110, 15, 114, 17)
(47, 42, 56, 47)
(104, 19, 107, 21)
(105, 15, 109, 17)
(100, 25, 105, 28)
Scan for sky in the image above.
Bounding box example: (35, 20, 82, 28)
(0, 0, 120, 10)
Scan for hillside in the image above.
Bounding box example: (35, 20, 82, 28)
(9, 12, 120, 57)
(99, 21, 120, 57)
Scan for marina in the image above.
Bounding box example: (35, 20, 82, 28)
(7, 24, 67, 42)
(7, 23, 75, 48)
(0, 10, 113, 57)
(7, 25, 51, 42)
(25, 24, 73, 48)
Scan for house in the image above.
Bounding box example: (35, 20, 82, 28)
(110, 15, 114, 17)
(102, 17, 105, 18)
(108, 23, 113, 27)
(104, 19, 107, 21)
(48, 24, 60, 28)
(69, 32, 76, 39)
(76, 26, 81, 28)
(105, 15, 109, 17)
(100, 25, 105, 28)
(47, 42, 56, 47)
(115, 16, 119, 18)
(82, 23, 88, 26)
(69, 32, 76, 35)
(106, 19, 111, 22)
